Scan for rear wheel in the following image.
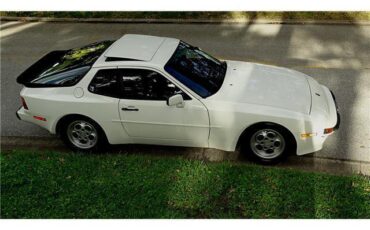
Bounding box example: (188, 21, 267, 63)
(60, 117, 107, 152)
(241, 124, 293, 163)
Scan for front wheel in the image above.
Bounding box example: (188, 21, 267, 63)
(241, 124, 293, 163)
(61, 117, 107, 152)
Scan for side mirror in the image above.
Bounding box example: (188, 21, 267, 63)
(167, 94, 184, 108)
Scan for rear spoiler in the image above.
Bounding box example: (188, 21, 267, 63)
(16, 50, 67, 87)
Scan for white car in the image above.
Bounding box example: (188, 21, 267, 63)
(16, 34, 340, 163)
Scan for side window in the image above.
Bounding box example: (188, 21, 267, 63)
(88, 69, 120, 98)
(117, 69, 191, 101)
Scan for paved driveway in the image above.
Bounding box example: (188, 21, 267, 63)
(1, 21, 369, 163)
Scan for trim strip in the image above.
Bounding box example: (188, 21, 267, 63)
(112, 119, 210, 128)
(112, 119, 222, 128)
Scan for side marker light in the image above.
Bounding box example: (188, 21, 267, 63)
(33, 116, 47, 121)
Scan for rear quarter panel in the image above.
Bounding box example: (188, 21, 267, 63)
(20, 68, 131, 145)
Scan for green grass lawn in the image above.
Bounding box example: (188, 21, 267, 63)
(1, 12, 370, 21)
(1, 150, 369, 218)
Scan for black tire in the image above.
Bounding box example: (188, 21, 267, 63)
(240, 123, 294, 164)
(60, 116, 108, 153)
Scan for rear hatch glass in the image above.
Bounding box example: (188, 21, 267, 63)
(17, 40, 114, 87)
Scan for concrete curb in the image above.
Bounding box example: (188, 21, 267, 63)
(1, 136, 369, 176)
(1, 16, 370, 25)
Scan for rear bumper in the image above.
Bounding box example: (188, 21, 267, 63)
(16, 106, 22, 120)
(16, 106, 31, 122)
(16, 107, 51, 132)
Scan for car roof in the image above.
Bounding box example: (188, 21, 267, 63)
(104, 34, 165, 61)
(93, 34, 180, 69)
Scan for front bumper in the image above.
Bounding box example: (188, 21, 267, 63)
(330, 90, 340, 130)
(296, 87, 340, 155)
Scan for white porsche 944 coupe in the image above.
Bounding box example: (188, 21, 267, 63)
(16, 34, 340, 163)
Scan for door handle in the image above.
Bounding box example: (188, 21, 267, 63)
(122, 106, 139, 111)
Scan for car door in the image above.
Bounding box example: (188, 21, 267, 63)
(116, 68, 209, 148)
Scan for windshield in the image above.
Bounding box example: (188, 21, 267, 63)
(164, 41, 227, 98)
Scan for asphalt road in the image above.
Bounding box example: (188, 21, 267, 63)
(1, 21, 369, 164)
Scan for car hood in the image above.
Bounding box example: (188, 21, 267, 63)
(211, 60, 312, 114)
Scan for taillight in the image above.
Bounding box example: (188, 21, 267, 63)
(20, 96, 28, 110)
